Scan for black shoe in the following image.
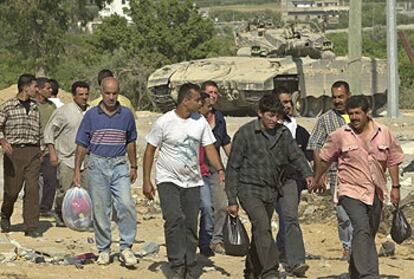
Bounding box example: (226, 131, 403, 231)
(0, 218, 10, 233)
(39, 210, 54, 218)
(170, 266, 186, 279)
(25, 231, 43, 238)
(288, 263, 309, 277)
(200, 247, 214, 258)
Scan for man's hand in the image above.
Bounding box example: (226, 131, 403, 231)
(309, 177, 326, 194)
(218, 169, 225, 183)
(227, 204, 239, 216)
(72, 171, 81, 188)
(143, 181, 156, 200)
(0, 139, 13, 156)
(49, 152, 59, 167)
(130, 168, 137, 184)
(306, 176, 313, 190)
(390, 188, 400, 206)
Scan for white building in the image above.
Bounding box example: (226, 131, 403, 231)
(87, 0, 131, 32)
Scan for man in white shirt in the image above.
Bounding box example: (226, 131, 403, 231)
(143, 83, 224, 279)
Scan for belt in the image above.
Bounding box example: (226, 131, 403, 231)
(11, 143, 39, 148)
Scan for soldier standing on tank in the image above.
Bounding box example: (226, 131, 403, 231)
(307, 80, 354, 260)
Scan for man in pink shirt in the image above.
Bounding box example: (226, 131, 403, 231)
(311, 96, 403, 279)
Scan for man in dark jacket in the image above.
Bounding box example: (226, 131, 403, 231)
(226, 94, 313, 279)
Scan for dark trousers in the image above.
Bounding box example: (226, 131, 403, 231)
(40, 154, 58, 212)
(1, 146, 41, 231)
(240, 194, 279, 279)
(340, 193, 382, 279)
(276, 179, 306, 268)
(158, 182, 200, 268)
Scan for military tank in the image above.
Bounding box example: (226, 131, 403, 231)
(147, 22, 387, 116)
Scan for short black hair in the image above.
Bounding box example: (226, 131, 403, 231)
(201, 80, 218, 91)
(98, 69, 114, 86)
(36, 77, 50, 89)
(177, 83, 200, 104)
(49, 79, 59, 96)
(17, 74, 36, 92)
(258, 94, 285, 115)
(71, 81, 90, 96)
(331, 80, 350, 94)
(200, 92, 210, 105)
(345, 95, 370, 113)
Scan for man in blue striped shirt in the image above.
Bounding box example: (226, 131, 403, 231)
(73, 77, 138, 268)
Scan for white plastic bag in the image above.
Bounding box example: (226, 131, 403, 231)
(62, 187, 93, 231)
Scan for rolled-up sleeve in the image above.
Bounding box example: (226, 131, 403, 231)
(387, 130, 404, 167)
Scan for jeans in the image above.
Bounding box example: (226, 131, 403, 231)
(87, 154, 137, 252)
(199, 177, 214, 251)
(209, 169, 228, 245)
(340, 194, 382, 279)
(331, 180, 353, 249)
(275, 179, 306, 268)
(240, 193, 279, 279)
(157, 182, 200, 269)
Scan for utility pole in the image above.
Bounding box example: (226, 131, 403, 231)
(348, 0, 362, 95)
(387, 0, 399, 118)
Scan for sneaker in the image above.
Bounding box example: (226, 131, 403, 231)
(53, 213, 66, 227)
(0, 218, 10, 233)
(210, 242, 225, 255)
(288, 263, 309, 277)
(119, 248, 137, 268)
(96, 251, 111, 265)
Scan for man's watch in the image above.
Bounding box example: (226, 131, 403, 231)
(130, 165, 138, 170)
(392, 184, 401, 189)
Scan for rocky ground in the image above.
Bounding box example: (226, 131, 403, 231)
(0, 111, 414, 279)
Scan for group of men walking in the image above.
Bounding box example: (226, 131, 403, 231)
(0, 73, 404, 279)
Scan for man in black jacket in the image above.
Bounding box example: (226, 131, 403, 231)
(226, 94, 313, 279)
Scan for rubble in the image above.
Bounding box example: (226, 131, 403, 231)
(135, 242, 160, 257)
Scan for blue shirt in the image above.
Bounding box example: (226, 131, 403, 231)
(211, 109, 231, 151)
(75, 104, 137, 157)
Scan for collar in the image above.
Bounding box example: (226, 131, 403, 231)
(12, 97, 37, 107)
(72, 102, 90, 113)
(344, 118, 381, 135)
(97, 101, 122, 115)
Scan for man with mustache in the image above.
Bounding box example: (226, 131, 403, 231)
(311, 95, 403, 278)
(307, 80, 353, 260)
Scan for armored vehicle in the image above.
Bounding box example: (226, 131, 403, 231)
(147, 23, 387, 116)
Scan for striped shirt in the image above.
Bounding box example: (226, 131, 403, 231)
(0, 97, 41, 145)
(307, 109, 346, 188)
(76, 103, 137, 157)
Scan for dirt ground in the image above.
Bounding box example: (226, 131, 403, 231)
(1, 111, 414, 279)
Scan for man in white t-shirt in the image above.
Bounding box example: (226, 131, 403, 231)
(143, 83, 225, 279)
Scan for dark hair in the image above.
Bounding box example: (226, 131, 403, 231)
(36, 77, 50, 90)
(200, 92, 210, 105)
(177, 83, 200, 104)
(331, 80, 350, 94)
(98, 69, 114, 86)
(345, 95, 370, 113)
(71, 81, 90, 96)
(258, 94, 285, 114)
(17, 74, 36, 92)
(201, 80, 218, 91)
(49, 79, 59, 96)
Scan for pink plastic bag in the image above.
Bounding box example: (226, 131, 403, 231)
(62, 187, 93, 231)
